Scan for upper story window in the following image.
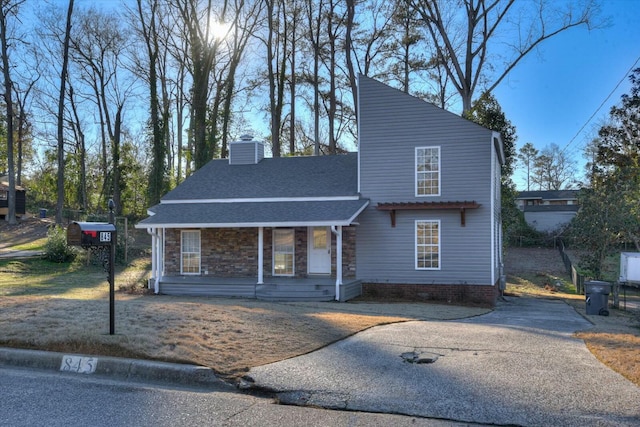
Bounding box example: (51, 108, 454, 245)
(0, 190, 6, 200)
(416, 147, 440, 196)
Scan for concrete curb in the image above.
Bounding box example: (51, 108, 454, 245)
(0, 347, 233, 390)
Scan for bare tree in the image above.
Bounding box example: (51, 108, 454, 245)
(69, 7, 136, 215)
(263, 0, 287, 157)
(134, 0, 168, 206)
(304, 0, 324, 156)
(55, 0, 73, 224)
(410, 0, 601, 113)
(174, 0, 220, 169)
(12, 50, 39, 188)
(517, 142, 538, 191)
(532, 143, 577, 190)
(0, 0, 25, 224)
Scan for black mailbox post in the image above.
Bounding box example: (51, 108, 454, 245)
(66, 201, 117, 335)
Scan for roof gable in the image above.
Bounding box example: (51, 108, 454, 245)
(358, 75, 493, 134)
(357, 75, 504, 164)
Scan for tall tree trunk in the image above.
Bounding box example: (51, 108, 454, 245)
(55, 0, 74, 224)
(0, 2, 17, 224)
(112, 108, 122, 215)
(289, 16, 296, 155)
(266, 0, 282, 157)
(327, 6, 336, 155)
(306, 0, 322, 156)
(68, 84, 87, 210)
(344, 0, 357, 119)
(138, 0, 166, 206)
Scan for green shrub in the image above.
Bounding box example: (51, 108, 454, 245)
(44, 225, 77, 263)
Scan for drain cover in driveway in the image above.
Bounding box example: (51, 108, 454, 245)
(400, 351, 438, 364)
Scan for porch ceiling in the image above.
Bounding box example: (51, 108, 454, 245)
(135, 198, 369, 229)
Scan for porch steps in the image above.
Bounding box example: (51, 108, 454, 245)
(152, 276, 362, 302)
(157, 277, 256, 298)
(256, 282, 335, 302)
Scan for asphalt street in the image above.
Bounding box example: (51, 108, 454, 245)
(0, 366, 465, 427)
(246, 297, 640, 426)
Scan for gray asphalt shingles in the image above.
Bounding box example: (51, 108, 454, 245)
(138, 152, 368, 227)
(137, 199, 369, 227)
(162, 152, 359, 200)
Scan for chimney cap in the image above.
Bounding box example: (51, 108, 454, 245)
(239, 133, 253, 141)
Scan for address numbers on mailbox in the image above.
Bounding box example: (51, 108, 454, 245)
(66, 222, 116, 247)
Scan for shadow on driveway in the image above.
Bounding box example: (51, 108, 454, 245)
(247, 297, 640, 426)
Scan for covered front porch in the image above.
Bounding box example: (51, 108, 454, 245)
(150, 275, 362, 302)
(137, 197, 368, 302)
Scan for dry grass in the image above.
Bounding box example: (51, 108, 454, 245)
(506, 247, 640, 387)
(0, 240, 489, 381)
(576, 332, 640, 384)
(0, 288, 488, 380)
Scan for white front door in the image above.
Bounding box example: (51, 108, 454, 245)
(308, 227, 331, 274)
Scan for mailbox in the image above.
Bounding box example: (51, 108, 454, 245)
(67, 222, 116, 248)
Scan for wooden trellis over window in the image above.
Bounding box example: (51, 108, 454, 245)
(376, 201, 481, 227)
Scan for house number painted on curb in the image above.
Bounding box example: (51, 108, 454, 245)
(60, 355, 97, 374)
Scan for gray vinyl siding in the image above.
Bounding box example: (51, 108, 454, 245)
(356, 76, 496, 285)
(357, 208, 492, 284)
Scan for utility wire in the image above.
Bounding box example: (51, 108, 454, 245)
(560, 54, 640, 155)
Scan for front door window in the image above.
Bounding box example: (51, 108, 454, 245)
(308, 227, 331, 274)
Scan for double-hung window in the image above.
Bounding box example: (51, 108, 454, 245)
(416, 147, 440, 196)
(181, 230, 201, 274)
(416, 220, 440, 270)
(273, 229, 295, 276)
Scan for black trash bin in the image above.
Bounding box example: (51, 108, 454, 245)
(39, 208, 47, 218)
(585, 281, 611, 316)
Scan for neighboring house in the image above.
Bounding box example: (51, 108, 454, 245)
(0, 176, 26, 220)
(136, 75, 505, 306)
(516, 190, 579, 232)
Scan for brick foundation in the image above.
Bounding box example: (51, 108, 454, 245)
(361, 282, 499, 307)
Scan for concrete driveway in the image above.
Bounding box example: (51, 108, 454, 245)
(246, 297, 640, 426)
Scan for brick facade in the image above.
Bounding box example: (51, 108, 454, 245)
(361, 281, 499, 307)
(164, 226, 356, 279)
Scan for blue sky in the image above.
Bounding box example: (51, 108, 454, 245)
(493, 0, 640, 190)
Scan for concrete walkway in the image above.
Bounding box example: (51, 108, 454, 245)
(246, 297, 640, 426)
(0, 249, 42, 259)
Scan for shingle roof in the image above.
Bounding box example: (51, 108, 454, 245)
(516, 190, 579, 200)
(137, 199, 369, 228)
(162, 152, 359, 201)
(136, 153, 368, 228)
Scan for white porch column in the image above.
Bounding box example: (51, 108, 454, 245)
(154, 228, 163, 294)
(149, 228, 156, 289)
(257, 227, 264, 284)
(332, 225, 343, 301)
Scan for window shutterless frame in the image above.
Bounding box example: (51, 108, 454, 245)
(415, 146, 441, 197)
(273, 228, 295, 276)
(415, 220, 440, 270)
(180, 230, 201, 275)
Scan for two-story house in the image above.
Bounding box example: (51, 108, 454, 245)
(136, 75, 505, 306)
